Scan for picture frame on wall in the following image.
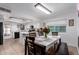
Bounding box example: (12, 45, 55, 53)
(20, 24, 25, 30)
(69, 19, 74, 26)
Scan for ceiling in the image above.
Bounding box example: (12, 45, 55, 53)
(0, 3, 76, 23)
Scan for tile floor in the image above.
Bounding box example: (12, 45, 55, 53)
(0, 38, 78, 55)
(68, 46, 78, 55)
(0, 39, 24, 55)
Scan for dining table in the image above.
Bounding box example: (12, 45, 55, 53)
(35, 36, 61, 54)
(35, 36, 60, 50)
(25, 35, 61, 55)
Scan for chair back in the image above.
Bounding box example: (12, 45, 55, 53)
(27, 36, 35, 55)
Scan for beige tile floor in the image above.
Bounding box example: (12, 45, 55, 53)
(0, 39, 24, 55)
(68, 46, 78, 55)
(0, 38, 78, 55)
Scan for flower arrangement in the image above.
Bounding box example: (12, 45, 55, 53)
(43, 27, 50, 38)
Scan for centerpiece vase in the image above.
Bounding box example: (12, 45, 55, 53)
(45, 33, 47, 38)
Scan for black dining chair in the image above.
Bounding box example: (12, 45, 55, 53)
(27, 36, 36, 55)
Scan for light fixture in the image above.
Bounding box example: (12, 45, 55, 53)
(35, 3, 52, 14)
(0, 7, 11, 13)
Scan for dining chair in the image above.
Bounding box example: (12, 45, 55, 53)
(27, 36, 36, 55)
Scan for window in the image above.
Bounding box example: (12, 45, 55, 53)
(49, 26, 66, 32)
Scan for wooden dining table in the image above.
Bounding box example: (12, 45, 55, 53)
(25, 35, 61, 55)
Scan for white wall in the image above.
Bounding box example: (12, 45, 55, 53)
(77, 15, 79, 36)
(39, 12, 78, 51)
(25, 22, 40, 29)
(4, 22, 20, 39)
(10, 23, 20, 38)
(0, 11, 12, 40)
